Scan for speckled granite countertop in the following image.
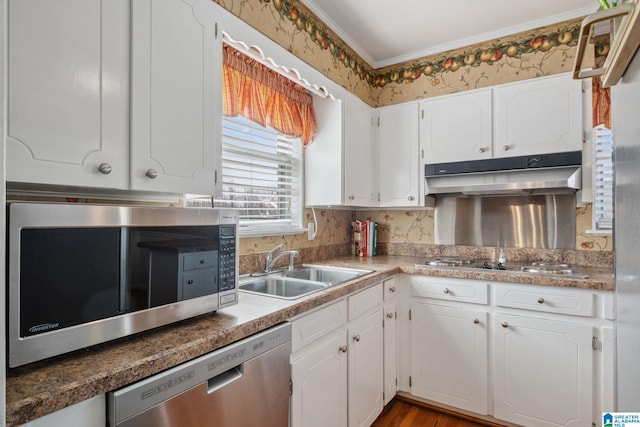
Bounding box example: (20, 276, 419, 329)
(5, 255, 612, 426)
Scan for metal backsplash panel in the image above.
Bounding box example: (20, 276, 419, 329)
(434, 194, 576, 249)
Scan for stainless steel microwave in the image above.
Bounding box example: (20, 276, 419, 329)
(7, 202, 238, 367)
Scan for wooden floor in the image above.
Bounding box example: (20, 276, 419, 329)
(371, 397, 507, 427)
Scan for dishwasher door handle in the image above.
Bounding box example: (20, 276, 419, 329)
(207, 365, 243, 394)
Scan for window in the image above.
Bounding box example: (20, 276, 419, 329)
(216, 115, 304, 235)
(216, 42, 319, 235)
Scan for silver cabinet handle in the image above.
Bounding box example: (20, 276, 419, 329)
(479, 147, 487, 153)
(389, 286, 396, 293)
(348, 195, 355, 200)
(501, 322, 509, 328)
(408, 195, 415, 201)
(473, 318, 480, 324)
(339, 345, 347, 353)
(386, 312, 394, 319)
(353, 335, 361, 342)
(146, 168, 158, 179)
(443, 288, 450, 294)
(503, 145, 511, 151)
(537, 297, 545, 304)
(98, 163, 112, 175)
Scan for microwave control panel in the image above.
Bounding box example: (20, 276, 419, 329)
(219, 225, 236, 291)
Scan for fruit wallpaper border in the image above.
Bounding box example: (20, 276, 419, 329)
(213, 0, 603, 106)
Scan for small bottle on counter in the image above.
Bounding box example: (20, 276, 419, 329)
(498, 248, 506, 265)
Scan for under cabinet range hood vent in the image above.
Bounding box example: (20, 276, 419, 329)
(424, 151, 582, 196)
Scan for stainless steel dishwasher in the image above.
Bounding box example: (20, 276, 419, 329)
(108, 323, 291, 427)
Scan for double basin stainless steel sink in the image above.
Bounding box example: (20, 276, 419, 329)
(239, 265, 374, 300)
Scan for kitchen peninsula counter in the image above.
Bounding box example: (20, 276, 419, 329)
(6, 255, 612, 426)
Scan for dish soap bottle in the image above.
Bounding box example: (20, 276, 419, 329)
(498, 248, 506, 265)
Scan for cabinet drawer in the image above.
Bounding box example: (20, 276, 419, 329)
(181, 269, 216, 300)
(182, 251, 217, 271)
(348, 283, 383, 321)
(410, 277, 488, 304)
(383, 278, 397, 302)
(291, 300, 347, 353)
(493, 284, 594, 317)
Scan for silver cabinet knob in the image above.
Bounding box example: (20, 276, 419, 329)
(339, 345, 347, 353)
(443, 288, 450, 294)
(473, 318, 480, 324)
(503, 145, 511, 151)
(479, 147, 487, 153)
(348, 195, 355, 200)
(353, 335, 361, 342)
(408, 195, 415, 201)
(537, 297, 545, 304)
(389, 286, 396, 293)
(386, 312, 394, 319)
(145, 168, 158, 179)
(98, 163, 112, 175)
(501, 322, 509, 328)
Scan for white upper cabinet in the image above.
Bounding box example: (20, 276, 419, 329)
(420, 90, 493, 164)
(344, 93, 375, 207)
(304, 96, 344, 206)
(305, 92, 375, 207)
(420, 73, 583, 167)
(130, 0, 221, 195)
(7, 0, 221, 196)
(376, 102, 421, 207)
(7, 0, 130, 188)
(493, 73, 583, 158)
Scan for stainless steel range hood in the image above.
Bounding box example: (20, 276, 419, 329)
(424, 151, 582, 196)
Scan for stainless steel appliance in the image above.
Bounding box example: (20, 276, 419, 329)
(7, 202, 238, 367)
(611, 44, 640, 411)
(108, 323, 291, 427)
(414, 256, 589, 279)
(424, 151, 582, 195)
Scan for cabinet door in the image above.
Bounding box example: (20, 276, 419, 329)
(304, 96, 344, 206)
(383, 301, 397, 405)
(376, 103, 420, 207)
(494, 313, 593, 427)
(7, 0, 129, 188)
(344, 93, 375, 206)
(493, 74, 583, 158)
(348, 308, 384, 427)
(410, 303, 488, 414)
(420, 90, 492, 164)
(131, 0, 220, 195)
(291, 330, 348, 427)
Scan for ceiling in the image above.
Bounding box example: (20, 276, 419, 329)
(301, 0, 598, 68)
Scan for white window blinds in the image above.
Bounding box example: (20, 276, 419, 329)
(593, 125, 614, 231)
(216, 115, 303, 234)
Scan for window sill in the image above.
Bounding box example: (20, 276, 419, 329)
(239, 227, 308, 238)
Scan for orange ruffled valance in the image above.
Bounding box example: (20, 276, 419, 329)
(222, 44, 317, 146)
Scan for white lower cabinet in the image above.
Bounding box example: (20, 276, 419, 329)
(348, 308, 384, 427)
(290, 329, 348, 427)
(493, 313, 593, 427)
(290, 283, 385, 427)
(410, 303, 488, 414)
(383, 278, 398, 405)
(399, 274, 613, 427)
(19, 395, 105, 427)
